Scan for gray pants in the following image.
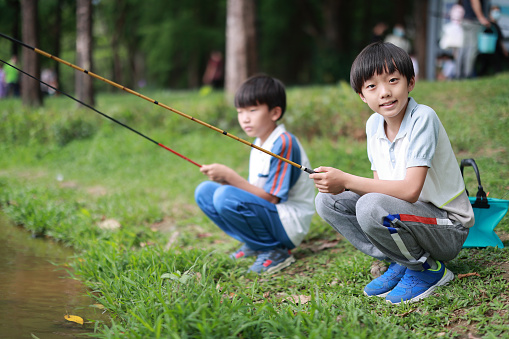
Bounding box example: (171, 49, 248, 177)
(315, 192, 469, 271)
(456, 20, 481, 78)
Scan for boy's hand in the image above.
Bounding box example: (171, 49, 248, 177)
(309, 166, 347, 194)
(200, 163, 235, 184)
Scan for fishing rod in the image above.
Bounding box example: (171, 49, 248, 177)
(0, 58, 202, 168)
(0, 32, 315, 175)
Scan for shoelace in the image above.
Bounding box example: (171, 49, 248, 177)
(381, 266, 402, 280)
(398, 273, 420, 287)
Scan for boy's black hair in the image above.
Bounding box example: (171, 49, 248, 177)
(350, 42, 415, 94)
(234, 74, 286, 120)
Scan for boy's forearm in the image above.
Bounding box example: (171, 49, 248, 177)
(346, 175, 419, 203)
(345, 167, 427, 203)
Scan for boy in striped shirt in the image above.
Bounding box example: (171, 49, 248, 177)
(195, 75, 315, 274)
(311, 42, 474, 304)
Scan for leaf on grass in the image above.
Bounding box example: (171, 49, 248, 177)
(97, 218, 121, 230)
(80, 208, 91, 217)
(197, 232, 212, 238)
(457, 272, 481, 279)
(287, 295, 311, 305)
(64, 314, 84, 325)
(307, 240, 340, 253)
(92, 303, 105, 309)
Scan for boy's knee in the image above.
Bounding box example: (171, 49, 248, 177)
(194, 181, 215, 200)
(315, 193, 328, 217)
(356, 193, 388, 233)
(212, 185, 239, 213)
(316, 191, 358, 219)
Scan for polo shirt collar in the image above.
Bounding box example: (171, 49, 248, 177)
(258, 124, 286, 148)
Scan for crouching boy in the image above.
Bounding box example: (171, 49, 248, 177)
(311, 42, 474, 304)
(195, 75, 315, 274)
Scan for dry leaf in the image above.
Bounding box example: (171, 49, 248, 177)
(98, 218, 121, 230)
(92, 303, 105, 309)
(263, 291, 270, 298)
(396, 308, 416, 317)
(140, 241, 155, 248)
(457, 272, 481, 279)
(64, 314, 84, 325)
(287, 295, 311, 304)
(370, 260, 388, 278)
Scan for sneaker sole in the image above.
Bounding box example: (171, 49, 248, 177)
(364, 290, 390, 298)
(386, 269, 455, 305)
(264, 255, 296, 275)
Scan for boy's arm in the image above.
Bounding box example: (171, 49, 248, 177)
(311, 166, 428, 203)
(200, 163, 280, 204)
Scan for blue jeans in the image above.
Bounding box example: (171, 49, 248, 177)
(194, 181, 294, 251)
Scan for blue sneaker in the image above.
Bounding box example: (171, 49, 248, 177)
(230, 244, 259, 260)
(385, 260, 454, 304)
(364, 262, 407, 297)
(247, 248, 295, 274)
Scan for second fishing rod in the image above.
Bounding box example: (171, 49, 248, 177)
(0, 32, 315, 175)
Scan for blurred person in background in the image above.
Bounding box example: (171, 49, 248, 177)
(3, 55, 20, 97)
(0, 67, 6, 98)
(476, 5, 508, 76)
(456, 0, 490, 78)
(385, 24, 411, 53)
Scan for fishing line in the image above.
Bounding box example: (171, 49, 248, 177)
(0, 58, 202, 168)
(0, 32, 315, 174)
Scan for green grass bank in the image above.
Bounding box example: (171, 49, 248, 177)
(0, 74, 508, 338)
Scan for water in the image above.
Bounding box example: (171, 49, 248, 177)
(0, 214, 110, 338)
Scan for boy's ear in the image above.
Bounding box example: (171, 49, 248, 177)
(270, 106, 283, 121)
(407, 76, 416, 92)
(359, 93, 367, 103)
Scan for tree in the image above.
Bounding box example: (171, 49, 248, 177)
(76, 0, 94, 106)
(21, 0, 42, 106)
(225, 0, 257, 96)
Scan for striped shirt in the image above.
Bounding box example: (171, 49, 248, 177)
(249, 124, 316, 245)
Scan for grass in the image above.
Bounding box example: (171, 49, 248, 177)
(0, 73, 508, 338)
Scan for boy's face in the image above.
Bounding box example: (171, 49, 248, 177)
(359, 70, 415, 121)
(237, 103, 281, 143)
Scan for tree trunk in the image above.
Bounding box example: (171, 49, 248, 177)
(21, 0, 42, 107)
(52, 0, 62, 91)
(76, 0, 94, 106)
(7, 0, 21, 57)
(225, 0, 257, 96)
(413, 0, 428, 79)
(111, 0, 126, 85)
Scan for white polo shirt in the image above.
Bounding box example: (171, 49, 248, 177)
(249, 124, 316, 245)
(366, 97, 474, 227)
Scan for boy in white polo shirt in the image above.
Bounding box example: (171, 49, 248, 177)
(195, 74, 315, 274)
(311, 42, 474, 304)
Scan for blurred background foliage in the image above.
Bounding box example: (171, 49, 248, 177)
(0, 0, 414, 92)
